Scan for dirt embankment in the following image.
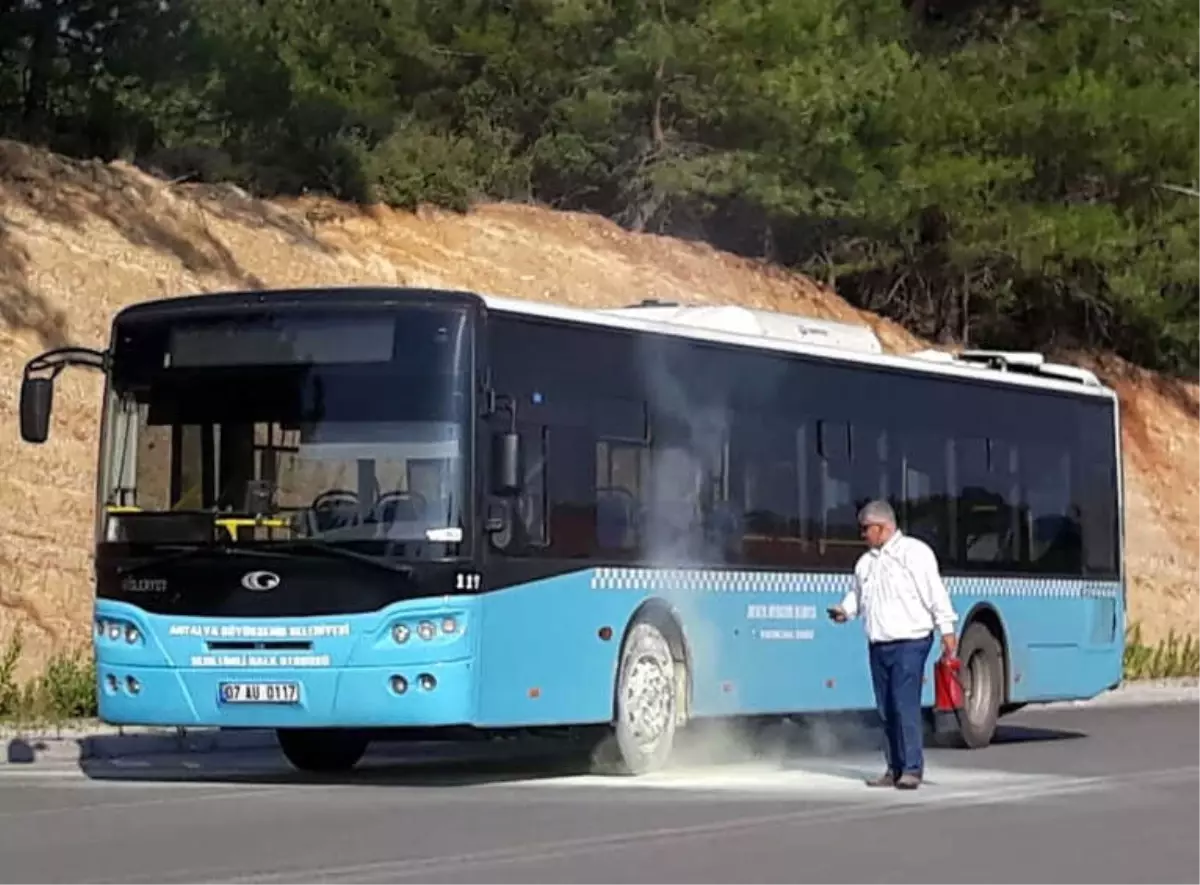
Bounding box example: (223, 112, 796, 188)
(1, 139, 1196, 679)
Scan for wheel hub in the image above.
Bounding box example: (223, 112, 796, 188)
(624, 653, 672, 747)
(964, 649, 993, 721)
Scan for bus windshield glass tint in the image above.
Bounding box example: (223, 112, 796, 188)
(100, 306, 472, 558)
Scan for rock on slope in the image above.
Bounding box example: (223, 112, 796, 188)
(1, 139, 1195, 679)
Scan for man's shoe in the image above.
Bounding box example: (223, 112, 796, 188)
(865, 771, 897, 787)
(895, 773, 922, 790)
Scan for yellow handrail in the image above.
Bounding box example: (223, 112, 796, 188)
(103, 507, 291, 541)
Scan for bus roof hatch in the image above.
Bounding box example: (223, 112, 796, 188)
(596, 303, 884, 355)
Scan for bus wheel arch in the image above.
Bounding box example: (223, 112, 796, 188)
(952, 607, 1009, 749)
(276, 727, 369, 773)
(595, 600, 691, 775)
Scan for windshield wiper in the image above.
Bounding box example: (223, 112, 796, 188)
(264, 538, 414, 576)
(115, 542, 265, 577)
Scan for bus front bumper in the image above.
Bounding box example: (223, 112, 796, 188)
(95, 661, 475, 729)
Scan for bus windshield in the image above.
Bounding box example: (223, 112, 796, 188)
(98, 306, 472, 560)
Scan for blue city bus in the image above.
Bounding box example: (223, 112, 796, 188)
(17, 286, 1125, 774)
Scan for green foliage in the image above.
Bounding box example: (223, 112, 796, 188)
(0, 631, 21, 718)
(0, 0, 1195, 374)
(1124, 623, 1200, 681)
(0, 631, 98, 725)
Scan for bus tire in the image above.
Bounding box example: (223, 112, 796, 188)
(276, 728, 369, 773)
(598, 619, 680, 775)
(952, 622, 1005, 749)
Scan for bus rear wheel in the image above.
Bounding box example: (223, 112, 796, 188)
(276, 728, 370, 773)
(595, 619, 680, 775)
(951, 622, 1005, 749)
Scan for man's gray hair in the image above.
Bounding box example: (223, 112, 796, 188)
(858, 499, 897, 527)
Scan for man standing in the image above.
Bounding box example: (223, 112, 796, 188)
(828, 499, 958, 790)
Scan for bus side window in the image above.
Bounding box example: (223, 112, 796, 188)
(1023, 442, 1080, 575)
(817, 419, 857, 554)
(898, 429, 951, 562)
(731, 415, 803, 567)
(1076, 404, 1119, 576)
(546, 425, 595, 558)
(595, 439, 645, 554)
(955, 436, 1019, 568)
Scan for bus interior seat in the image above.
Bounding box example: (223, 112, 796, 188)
(596, 487, 637, 550)
(372, 491, 427, 524)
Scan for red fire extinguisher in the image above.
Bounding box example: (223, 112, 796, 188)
(934, 655, 964, 713)
(931, 655, 964, 737)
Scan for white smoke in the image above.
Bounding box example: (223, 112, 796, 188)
(623, 322, 881, 776)
(635, 334, 738, 566)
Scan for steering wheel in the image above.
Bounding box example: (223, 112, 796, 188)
(311, 489, 360, 532)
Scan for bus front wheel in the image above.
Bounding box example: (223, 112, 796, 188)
(276, 728, 370, 773)
(596, 619, 680, 775)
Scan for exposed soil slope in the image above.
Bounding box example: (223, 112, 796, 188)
(1, 139, 1195, 679)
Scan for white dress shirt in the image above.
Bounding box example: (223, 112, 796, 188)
(839, 530, 958, 643)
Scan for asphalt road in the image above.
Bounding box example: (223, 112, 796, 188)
(0, 702, 1195, 883)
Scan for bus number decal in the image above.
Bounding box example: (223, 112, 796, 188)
(456, 572, 482, 591)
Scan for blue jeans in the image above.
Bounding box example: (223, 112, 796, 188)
(868, 633, 933, 777)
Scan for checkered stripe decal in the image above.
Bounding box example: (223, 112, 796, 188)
(589, 567, 1121, 599)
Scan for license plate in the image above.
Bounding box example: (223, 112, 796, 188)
(219, 682, 300, 704)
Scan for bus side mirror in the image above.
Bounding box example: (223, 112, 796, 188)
(491, 431, 522, 497)
(19, 377, 54, 444)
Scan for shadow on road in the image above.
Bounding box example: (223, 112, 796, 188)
(989, 723, 1087, 745)
(77, 740, 599, 789)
